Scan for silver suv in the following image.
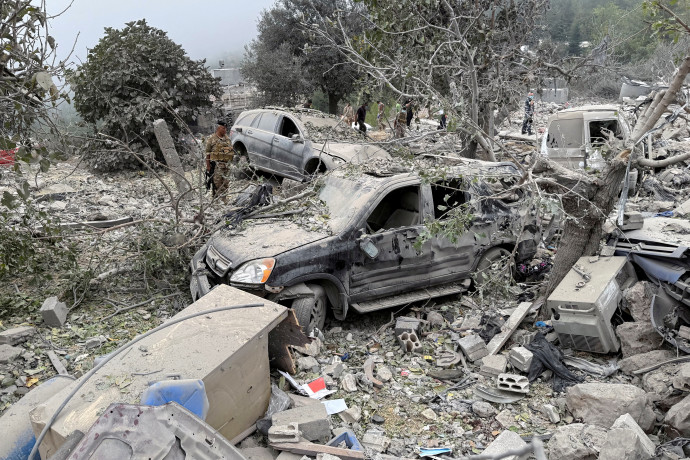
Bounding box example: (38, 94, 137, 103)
(229, 108, 390, 181)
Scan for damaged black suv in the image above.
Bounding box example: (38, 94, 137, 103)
(190, 159, 540, 332)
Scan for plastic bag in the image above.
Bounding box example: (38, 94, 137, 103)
(526, 332, 583, 392)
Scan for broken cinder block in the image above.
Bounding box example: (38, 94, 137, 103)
(40, 297, 68, 328)
(268, 423, 300, 443)
(458, 334, 488, 362)
(508, 346, 533, 373)
(0, 325, 35, 346)
(497, 374, 530, 394)
(480, 355, 508, 378)
(272, 403, 330, 442)
(397, 331, 422, 354)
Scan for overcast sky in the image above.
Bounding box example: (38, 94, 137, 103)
(46, 0, 277, 66)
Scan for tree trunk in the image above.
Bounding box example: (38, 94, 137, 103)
(543, 53, 690, 297)
(327, 92, 340, 115)
(545, 157, 628, 296)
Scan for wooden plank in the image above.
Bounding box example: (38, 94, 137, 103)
(46, 350, 69, 375)
(271, 441, 365, 460)
(486, 301, 536, 355)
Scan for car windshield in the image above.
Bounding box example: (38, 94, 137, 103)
(319, 175, 378, 233)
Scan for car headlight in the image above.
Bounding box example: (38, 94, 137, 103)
(230, 258, 275, 284)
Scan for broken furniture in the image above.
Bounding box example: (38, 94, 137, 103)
(62, 402, 247, 460)
(547, 256, 637, 353)
(29, 285, 305, 459)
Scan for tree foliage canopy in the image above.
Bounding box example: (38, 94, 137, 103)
(1, 0, 63, 148)
(241, 0, 362, 113)
(69, 19, 221, 170)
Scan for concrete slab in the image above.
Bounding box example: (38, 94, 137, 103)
(30, 286, 289, 459)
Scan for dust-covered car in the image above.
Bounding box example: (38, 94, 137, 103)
(229, 108, 391, 181)
(540, 105, 631, 170)
(190, 159, 540, 332)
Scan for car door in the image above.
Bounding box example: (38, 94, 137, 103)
(247, 112, 280, 171)
(270, 114, 307, 180)
(424, 179, 479, 285)
(349, 184, 432, 301)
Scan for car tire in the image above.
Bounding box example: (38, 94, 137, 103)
(292, 284, 327, 334)
(474, 247, 514, 287)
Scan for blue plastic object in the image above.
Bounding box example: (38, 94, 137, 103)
(535, 321, 548, 328)
(140, 379, 209, 420)
(327, 429, 363, 451)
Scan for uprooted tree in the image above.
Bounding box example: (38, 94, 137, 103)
(68, 19, 221, 171)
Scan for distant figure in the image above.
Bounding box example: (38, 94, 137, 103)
(342, 102, 354, 126)
(395, 102, 401, 114)
(303, 99, 312, 109)
(356, 102, 368, 133)
(405, 100, 414, 127)
(394, 107, 406, 138)
(438, 110, 447, 130)
(377, 100, 385, 130)
(521, 92, 535, 135)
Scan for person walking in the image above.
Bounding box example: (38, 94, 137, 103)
(342, 102, 354, 126)
(205, 120, 234, 201)
(438, 110, 447, 130)
(405, 100, 414, 128)
(521, 92, 535, 135)
(394, 107, 407, 138)
(356, 102, 368, 133)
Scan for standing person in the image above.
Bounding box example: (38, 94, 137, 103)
(377, 100, 386, 130)
(342, 102, 354, 126)
(205, 120, 234, 201)
(356, 102, 368, 133)
(438, 110, 447, 130)
(521, 92, 535, 135)
(405, 100, 414, 128)
(303, 99, 312, 109)
(394, 107, 407, 138)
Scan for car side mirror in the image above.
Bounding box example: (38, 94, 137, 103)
(359, 237, 379, 259)
(290, 134, 303, 143)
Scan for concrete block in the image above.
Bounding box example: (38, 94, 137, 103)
(268, 423, 300, 443)
(678, 325, 690, 341)
(610, 413, 655, 455)
(339, 406, 362, 424)
(296, 356, 319, 372)
(672, 363, 690, 391)
(40, 297, 68, 328)
(276, 453, 304, 460)
(272, 403, 330, 442)
(480, 355, 507, 377)
(0, 344, 22, 364)
(240, 446, 279, 460)
(541, 404, 560, 423)
(481, 430, 529, 460)
(0, 326, 35, 345)
(459, 334, 488, 361)
(508, 346, 533, 373)
(289, 393, 321, 408)
(394, 316, 421, 336)
(361, 429, 390, 453)
(397, 331, 422, 353)
(497, 374, 530, 394)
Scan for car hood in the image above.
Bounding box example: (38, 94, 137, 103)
(207, 220, 329, 269)
(324, 143, 391, 163)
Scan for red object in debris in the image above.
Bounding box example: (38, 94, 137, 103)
(400, 370, 410, 377)
(305, 377, 326, 393)
(0, 148, 17, 166)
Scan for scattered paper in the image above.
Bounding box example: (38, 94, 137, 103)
(322, 398, 348, 415)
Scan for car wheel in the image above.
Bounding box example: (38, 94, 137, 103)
(292, 284, 327, 334)
(474, 247, 514, 288)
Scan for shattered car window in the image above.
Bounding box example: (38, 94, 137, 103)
(318, 176, 377, 233)
(546, 118, 583, 148)
(366, 185, 420, 232)
(431, 180, 467, 219)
